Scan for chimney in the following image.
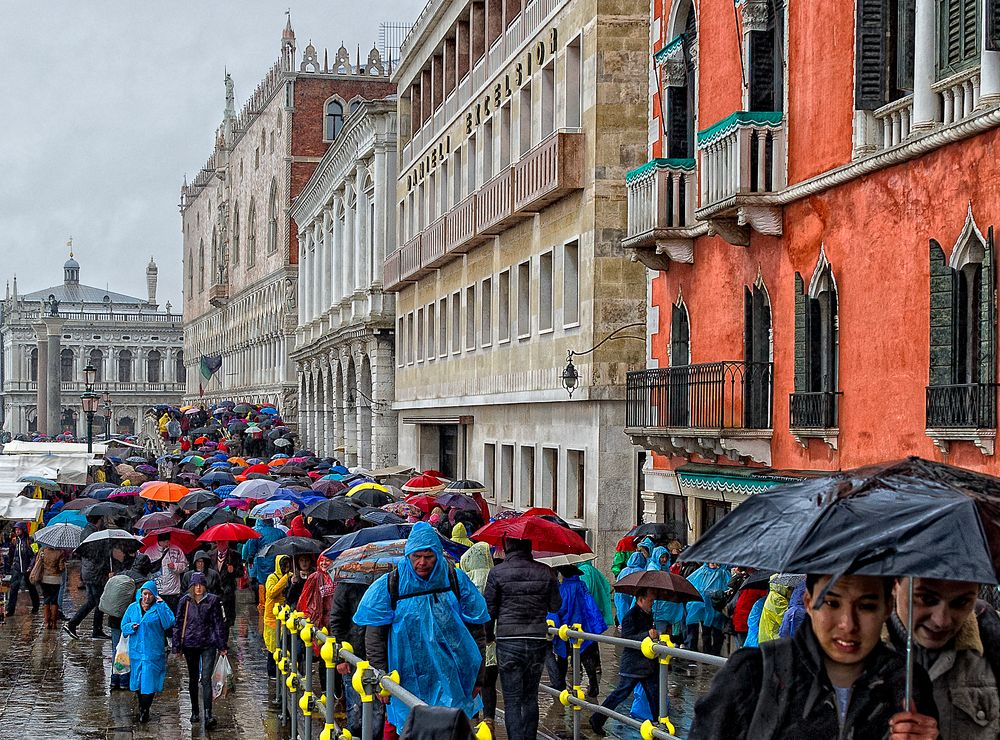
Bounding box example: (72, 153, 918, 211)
(146, 257, 158, 305)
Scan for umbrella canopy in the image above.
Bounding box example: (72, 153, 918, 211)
(613, 569, 702, 602)
(250, 500, 300, 519)
(76, 528, 142, 555)
(197, 522, 261, 543)
(136, 512, 178, 531)
(381, 502, 423, 520)
(231, 478, 281, 499)
(627, 522, 682, 542)
(48, 509, 88, 528)
(536, 552, 598, 568)
(311, 479, 349, 496)
(401, 474, 445, 494)
(434, 492, 481, 512)
(303, 498, 358, 522)
(177, 491, 222, 511)
(180, 455, 206, 467)
(200, 470, 237, 486)
(108, 486, 144, 500)
(82, 501, 130, 519)
(33, 522, 83, 549)
(473, 517, 592, 555)
(348, 487, 394, 508)
(274, 438, 291, 447)
(182, 507, 238, 534)
(680, 457, 1000, 584)
(62, 497, 100, 511)
(358, 507, 407, 526)
(141, 527, 200, 554)
(404, 494, 438, 514)
(18, 475, 60, 491)
(443, 479, 488, 494)
(326, 539, 407, 585)
(323, 524, 415, 559)
(260, 536, 324, 558)
(140, 482, 189, 503)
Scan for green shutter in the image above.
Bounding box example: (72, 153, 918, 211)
(980, 226, 996, 384)
(856, 0, 891, 109)
(794, 273, 807, 392)
(987, 0, 1000, 51)
(939, 0, 981, 74)
(929, 240, 954, 386)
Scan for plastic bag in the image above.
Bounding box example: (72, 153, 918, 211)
(211, 654, 234, 699)
(112, 636, 130, 676)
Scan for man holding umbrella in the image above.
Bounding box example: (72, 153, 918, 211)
(3, 522, 39, 617)
(65, 517, 112, 639)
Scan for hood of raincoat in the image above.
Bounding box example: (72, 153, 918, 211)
(637, 536, 655, 552)
(451, 522, 474, 547)
(626, 550, 646, 570)
(401, 521, 449, 593)
(648, 546, 670, 571)
(274, 554, 291, 578)
(459, 542, 493, 593)
(136, 579, 159, 602)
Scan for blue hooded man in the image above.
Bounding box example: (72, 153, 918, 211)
(354, 521, 491, 732)
(120, 580, 176, 724)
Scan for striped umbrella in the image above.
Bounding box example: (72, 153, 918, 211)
(33, 523, 83, 549)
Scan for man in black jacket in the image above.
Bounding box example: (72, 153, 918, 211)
(483, 537, 561, 740)
(331, 579, 383, 739)
(4, 522, 39, 616)
(64, 518, 111, 639)
(590, 588, 658, 737)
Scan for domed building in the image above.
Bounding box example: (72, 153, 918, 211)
(0, 251, 184, 438)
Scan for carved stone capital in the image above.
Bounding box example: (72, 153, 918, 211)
(741, 0, 769, 33)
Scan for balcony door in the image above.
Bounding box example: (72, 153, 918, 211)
(668, 301, 690, 427)
(744, 283, 772, 428)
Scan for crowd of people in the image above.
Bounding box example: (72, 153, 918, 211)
(0, 400, 998, 740)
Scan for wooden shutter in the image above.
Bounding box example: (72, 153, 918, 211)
(749, 29, 776, 111)
(980, 226, 996, 385)
(987, 0, 1000, 50)
(896, 0, 916, 92)
(929, 240, 955, 386)
(856, 0, 891, 109)
(794, 273, 807, 392)
(940, 0, 981, 72)
(670, 304, 689, 366)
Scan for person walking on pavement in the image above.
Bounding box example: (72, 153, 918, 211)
(547, 565, 608, 699)
(100, 555, 154, 690)
(65, 517, 112, 639)
(4, 522, 39, 617)
(590, 588, 660, 737)
(121, 580, 176, 724)
(38, 544, 66, 629)
(460, 541, 497, 734)
(684, 562, 729, 655)
(182, 550, 222, 595)
(354, 522, 491, 736)
(263, 554, 291, 680)
(210, 540, 241, 627)
(331, 575, 384, 739)
(174, 572, 228, 728)
(483, 536, 562, 740)
(148, 532, 186, 614)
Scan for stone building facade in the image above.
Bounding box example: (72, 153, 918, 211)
(1, 254, 183, 437)
(290, 99, 399, 468)
(180, 18, 395, 414)
(385, 0, 650, 557)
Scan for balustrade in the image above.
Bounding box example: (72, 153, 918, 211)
(625, 159, 696, 238)
(698, 112, 785, 211)
(512, 131, 584, 212)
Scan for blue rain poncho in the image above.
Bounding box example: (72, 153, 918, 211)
(244, 519, 286, 582)
(120, 580, 176, 694)
(648, 546, 685, 630)
(684, 563, 730, 630)
(548, 574, 608, 658)
(354, 522, 490, 729)
(613, 551, 646, 622)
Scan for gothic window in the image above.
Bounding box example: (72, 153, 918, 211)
(211, 227, 219, 283)
(147, 350, 162, 383)
(855, 0, 915, 110)
(187, 252, 194, 294)
(325, 99, 344, 140)
(29, 348, 37, 382)
(793, 253, 840, 428)
(89, 349, 103, 382)
(60, 348, 74, 382)
(670, 301, 690, 366)
(199, 239, 205, 291)
(743, 280, 772, 428)
(666, 298, 691, 427)
(118, 350, 133, 383)
(938, 0, 980, 75)
(232, 205, 240, 265)
(268, 180, 279, 254)
(748, 0, 785, 112)
(660, 1, 698, 158)
(349, 99, 364, 117)
(175, 351, 185, 384)
(118, 416, 135, 435)
(247, 200, 257, 265)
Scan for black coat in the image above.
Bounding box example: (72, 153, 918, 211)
(483, 550, 561, 639)
(689, 619, 937, 740)
(617, 603, 657, 677)
(330, 581, 367, 660)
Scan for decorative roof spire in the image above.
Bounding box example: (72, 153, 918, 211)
(283, 9, 294, 40)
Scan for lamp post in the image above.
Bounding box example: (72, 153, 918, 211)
(561, 322, 647, 397)
(80, 364, 99, 453)
(102, 391, 112, 440)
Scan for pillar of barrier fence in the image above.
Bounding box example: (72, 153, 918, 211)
(287, 610, 300, 739)
(272, 604, 282, 707)
(300, 618, 315, 740)
(279, 606, 290, 722)
(641, 635, 677, 737)
(319, 631, 338, 740)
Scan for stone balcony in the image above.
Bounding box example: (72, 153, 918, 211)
(623, 158, 697, 270)
(513, 131, 584, 212)
(445, 193, 484, 254)
(477, 167, 516, 235)
(208, 282, 229, 307)
(696, 111, 785, 246)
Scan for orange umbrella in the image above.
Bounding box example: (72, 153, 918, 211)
(139, 481, 189, 503)
(194, 436, 210, 445)
(267, 459, 287, 468)
(235, 474, 248, 482)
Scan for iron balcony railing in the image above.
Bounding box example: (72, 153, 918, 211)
(626, 361, 773, 431)
(926, 383, 998, 428)
(789, 390, 841, 429)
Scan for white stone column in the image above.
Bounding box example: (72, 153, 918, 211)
(331, 193, 345, 309)
(373, 145, 389, 279)
(299, 232, 311, 326)
(912, 0, 939, 127)
(321, 207, 333, 318)
(354, 164, 368, 291)
(344, 190, 357, 307)
(982, 1, 1000, 101)
(312, 221, 323, 325)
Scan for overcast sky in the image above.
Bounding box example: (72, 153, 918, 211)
(0, 0, 417, 310)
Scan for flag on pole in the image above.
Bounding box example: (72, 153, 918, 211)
(198, 355, 223, 397)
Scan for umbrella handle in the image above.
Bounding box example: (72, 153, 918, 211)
(904, 578, 914, 712)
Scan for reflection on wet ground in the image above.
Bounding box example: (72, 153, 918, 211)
(0, 567, 718, 739)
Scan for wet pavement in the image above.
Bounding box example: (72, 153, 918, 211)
(0, 566, 718, 739)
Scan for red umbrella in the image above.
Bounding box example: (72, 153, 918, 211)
(472, 517, 592, 555)
(401, 474, 445, 494)
(522, 507, 560, 518)
(245, 464, 272, 475)
(197, 522, 261, 543)
(422, 469, 448, 479)
(405, 494, 438, 514)
(140, 527, 200, 554)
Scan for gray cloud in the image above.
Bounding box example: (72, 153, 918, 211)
(0, 0, 417, 308)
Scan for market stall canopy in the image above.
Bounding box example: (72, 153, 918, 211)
(0, 496, 47, 520)
(0, 453, 88, 484)
(2, 441, 109, 456)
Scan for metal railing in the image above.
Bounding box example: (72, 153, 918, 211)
(270, 604, 493, 740)
(626, 362, 774, 431)
(926, 382, 998, 428)
(543, 624, 725, 740)
(789, 390, 841, 429)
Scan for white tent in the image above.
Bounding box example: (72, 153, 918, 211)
(2, 441, 109, 456)
(0, 496, 47, 520)
(0, 454, 88, 485)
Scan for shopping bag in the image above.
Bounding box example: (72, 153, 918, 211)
(112, 636, 130, 676)
(211, 654, 234, 699)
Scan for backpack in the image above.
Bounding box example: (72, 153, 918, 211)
(387, 563, 462, 609)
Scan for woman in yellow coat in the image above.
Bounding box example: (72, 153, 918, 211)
(264, 555, 291, 677)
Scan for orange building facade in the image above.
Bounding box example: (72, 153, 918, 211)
(626, 0, 1000, 541)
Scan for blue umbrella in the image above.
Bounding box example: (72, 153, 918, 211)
(208, 461, 232, 469)
(200, 470, 237, 485)
(250, 500, 299, 518)
(260, 407, 280, 416)
(180, 455, 206, 466)
(18, 476, 59, 491)
(48, 509, 88, 528)
(331, 465, 350, 475)
(215, 484, 237, 497)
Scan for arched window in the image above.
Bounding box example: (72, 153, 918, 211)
(792, 251, 840, 430)
(60, 348, 74, 382)
(666, 297, 691, 427)
(118, 416, 135, 435)
(187, 252, 194, 293)
(147, 350, 162, 383)
(29, 348, 37, 382)
(743, 278, 772, 429)
(661, 1, 698, 158)
(175, 351, 185, 384)
(89, 349, 103, 382)
(268, 179, 279, 254)
(746, 0, 785, 112)
(211, 228, 219, 283)
(349, 98, 363, 117)
(199, 239, 205, 290)
(232, 204, 240, 265)
(247, 199, 257, 265)
(118, 350, 133, 383)
(325, 99, 344, 140)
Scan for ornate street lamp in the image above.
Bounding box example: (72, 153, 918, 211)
(80, 391, 100, 453)
(83, 363, 97, 389)
(561, 322, 647, 397)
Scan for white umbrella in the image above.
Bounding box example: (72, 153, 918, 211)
(230, 478, 281, 499)
(33, 522, 84, 549)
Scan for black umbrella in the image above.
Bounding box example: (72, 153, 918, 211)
(358, 507, 406, 526)
(200, 470, 237, 486)
(182, 507, 237, 534)
(303, 498, 358, 522)
(614, 570, 702, 601)
(627, 522, 680, 542)
(260, 536, 324, 559)
(178, 491, 222, 511)
(233, 404, 252, 414)
(443, 479, 488, 494)
(294, 450, 315, 458)
(82, 502, 130, 519)
(350, 488, 395, 508)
